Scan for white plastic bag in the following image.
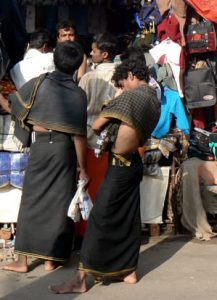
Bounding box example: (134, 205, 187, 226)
(67, 180, 93, 222)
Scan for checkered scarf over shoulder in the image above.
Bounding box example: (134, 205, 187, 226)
(101, 85, 160, 145)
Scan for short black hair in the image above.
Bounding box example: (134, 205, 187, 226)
(29, 29, 54, 49)
(54, 41, 84, 75)
(120, 46, 146, 64)
(93, 33, 118, 61)
(112, 59, 150, 87)
(56, 19, 77, 37)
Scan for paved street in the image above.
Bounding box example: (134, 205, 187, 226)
(1, 234, 217, 300)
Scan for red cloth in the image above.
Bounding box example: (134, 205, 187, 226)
(157, 13, 185, 68)
(191, 104, 217, 130)
(186, 0, 217, 23)
(157, 14, 182, 44)
(75, 148, 108, 237)
(191, 108, 206, 129)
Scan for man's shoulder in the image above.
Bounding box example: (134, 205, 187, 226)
(47, 72, 87, 99)
(118, 85, 158, 104)
(80, 63, 116, 79)
(133, 84, 157, 98)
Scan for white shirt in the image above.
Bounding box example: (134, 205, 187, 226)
(149, 39, 183, 97)
(10, 49, 55, 89)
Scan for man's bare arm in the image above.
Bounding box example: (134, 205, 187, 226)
(73, 134, 89, 182)
(77, 54, 87, 82)
(0, 93, 11, 113)
(92, 116, 111, 135)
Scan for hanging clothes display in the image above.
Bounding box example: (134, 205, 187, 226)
(149, 38, 184, 97)
(156, 0, 187, 46)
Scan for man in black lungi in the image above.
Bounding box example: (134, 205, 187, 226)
(0, 41, 89, 272)
(49, 54, 160, 293)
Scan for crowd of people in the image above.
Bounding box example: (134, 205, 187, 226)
(0, 19, 163, 293)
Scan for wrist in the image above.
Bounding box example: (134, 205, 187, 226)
(77, 167, 87, 173)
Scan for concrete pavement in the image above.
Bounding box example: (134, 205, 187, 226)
(1, 234, 217, 300)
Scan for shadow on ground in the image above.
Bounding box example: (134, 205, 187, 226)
(0, 235, 192, 300)
(137, 234, 192, 280)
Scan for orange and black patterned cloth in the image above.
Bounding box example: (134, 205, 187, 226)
(0, 76, 16, 114)
(0, 76, 16, 97)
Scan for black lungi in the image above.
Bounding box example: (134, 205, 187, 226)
(15, 131, 76, 262)
(79, 151, 143, 278)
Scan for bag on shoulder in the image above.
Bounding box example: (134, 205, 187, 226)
(184, 61, 217, 109)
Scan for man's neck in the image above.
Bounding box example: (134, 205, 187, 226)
(102, 59, 113, 63)
(136, 80, 147, 88)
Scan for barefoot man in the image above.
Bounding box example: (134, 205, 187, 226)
(49, 55, 160, 293)
(0, 41, 89, 272)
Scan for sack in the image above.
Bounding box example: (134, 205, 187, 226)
(186, 20, 216, 54)
(1, 115, 19, 152)
(184, 64, 217, 109)
(67, 180, 93, 222)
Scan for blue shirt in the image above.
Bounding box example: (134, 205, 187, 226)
(152, 88, 190, 139)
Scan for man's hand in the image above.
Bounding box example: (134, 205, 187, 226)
(78, 168, 89, 183)
(0, 93, 11, 113)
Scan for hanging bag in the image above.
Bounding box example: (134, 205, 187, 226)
(135, 0, 162, 29)
(184, 60, 217, 109)
(186, 20, 217, 54)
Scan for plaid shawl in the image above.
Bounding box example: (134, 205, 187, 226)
(100, 85, 160, 145)
(9, 71, 87, 136)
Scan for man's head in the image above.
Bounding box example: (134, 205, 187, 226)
(91, 33, 118, 64)
(120, 46, 145, 63)
(112, 59, 149, 91)
(56, 20, 77, 43)
(29, 29, 54, 52)
(54, 41, 84, 75)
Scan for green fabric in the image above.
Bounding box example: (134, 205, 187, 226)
(209, 142, 217, 160)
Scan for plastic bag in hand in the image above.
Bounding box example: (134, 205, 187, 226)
(67, 180, 93, 222)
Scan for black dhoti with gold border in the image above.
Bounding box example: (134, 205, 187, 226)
(79, 151, 143, 278)
(15, 131, 77, 262)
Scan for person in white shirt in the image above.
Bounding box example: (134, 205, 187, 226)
(10, 30, 55, 89)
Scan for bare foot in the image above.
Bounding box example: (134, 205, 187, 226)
(48, 271, 87, 294)
(123, 271, 137, 284)
(44, 261, 58, 271)
(48, 280, 87, 294)
(105, 271, 137, 284)
(0, 261, 28, 273)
